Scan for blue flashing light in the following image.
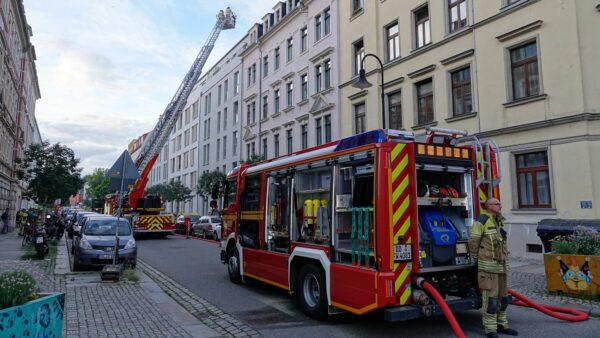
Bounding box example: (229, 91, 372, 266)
(334, 130, 387, 152)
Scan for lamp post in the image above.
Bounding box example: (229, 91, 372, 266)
(352, 53, 386, 130)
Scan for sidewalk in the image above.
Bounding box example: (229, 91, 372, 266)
(0, 232, 221, 338)
(508, 256, 600, 317)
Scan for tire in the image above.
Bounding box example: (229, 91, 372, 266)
(213, 231, 219, 240)
(297, 263, 328, 318)
(227, 247, 242, 284)
(202, 230, 207, 239)
(36, 244, 46, 259)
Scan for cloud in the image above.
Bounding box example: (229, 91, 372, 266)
(24, 0, 280, 175)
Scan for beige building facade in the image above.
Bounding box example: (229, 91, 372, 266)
(338, 0, 600, 257)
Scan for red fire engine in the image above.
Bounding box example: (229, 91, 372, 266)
(219, 128, 500, 320)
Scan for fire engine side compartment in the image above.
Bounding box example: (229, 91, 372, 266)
(330, 264, 377, 314)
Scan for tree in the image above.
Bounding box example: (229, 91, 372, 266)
(161, 181, 192, 213)
(197, 170, 226, 200)
(15, 141, 84, 207)
(84, 168, 110, 200)
(244, 154, 263, 165)
(145, 183, 169, 198)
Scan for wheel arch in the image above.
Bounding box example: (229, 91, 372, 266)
(289, 247, 331, 304)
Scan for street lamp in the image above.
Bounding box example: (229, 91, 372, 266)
(352, 53, 386, 130)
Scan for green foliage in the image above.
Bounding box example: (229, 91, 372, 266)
(197, 170, 226, 199)
(122, 267, 139, 282)
(15, 141, 84, 207)
(84, 168, 110, 199)
(167, 181, 193, 203)
(551, 226, 600, 255)
(145, 183, 169, 197)
(0, 270, 36, 309)
(244, 154, 264, 165)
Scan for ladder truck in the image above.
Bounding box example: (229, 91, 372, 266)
(106, 8, 236, 237)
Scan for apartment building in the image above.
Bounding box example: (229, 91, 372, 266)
(338, 0, 600, 257)
(0, 0, 41, 216)
(240, 0, 339, 161)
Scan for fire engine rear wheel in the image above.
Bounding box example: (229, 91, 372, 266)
(227, 247, 242, 284)
(298, 263, 327, 318)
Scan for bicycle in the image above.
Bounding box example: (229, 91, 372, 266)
(21, 223, 34, 247)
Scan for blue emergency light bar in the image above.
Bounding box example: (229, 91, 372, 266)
(334, 129, 414, 152)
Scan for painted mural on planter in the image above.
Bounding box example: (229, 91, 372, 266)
(544, 254, 600, 296)
(0, 292, 65, 338)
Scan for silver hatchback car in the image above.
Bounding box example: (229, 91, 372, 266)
(72, 216, 137, 271)
(191, 216, 221, 240)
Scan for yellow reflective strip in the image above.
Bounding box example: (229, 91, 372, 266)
(392, 174, 409, 204)
(391, 144, 405, 161)
(395, 216, 411, 240)
(400, 287, 411, 305)
(395, 264, 411, 292)
(392, 195, 410, 225)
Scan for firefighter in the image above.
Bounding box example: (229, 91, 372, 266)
(468, 198, 518, 338)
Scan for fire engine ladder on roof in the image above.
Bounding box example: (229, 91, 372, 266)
(458, 136, 502, 204)
(134, 8, 236, 171)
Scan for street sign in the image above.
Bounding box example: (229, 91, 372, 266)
(107, 150, 140, 191)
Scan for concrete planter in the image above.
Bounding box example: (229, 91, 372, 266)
(0, 292, 65, 337)
(543, 253, 600, 297)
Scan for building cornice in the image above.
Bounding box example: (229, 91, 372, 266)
(476, 113, 600, 138)
(440, 49, 474, 66)
(309, 47, 334, 63)
(496, 20, 543, 42)
(407, 64, 436, 79)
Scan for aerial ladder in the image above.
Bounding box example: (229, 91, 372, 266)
(107, 8, 236, 235)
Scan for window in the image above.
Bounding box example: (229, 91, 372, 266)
(223, 136, 227, 158)
(388, 91, 402, 129)
(184, 129, 190, 146)
(448, 0, 467, 33)
(171, 158, 175, 173)
(510, 41, 539, 100)
(516, 151, 551, 208)
(386, 22, 400, 61)
(416, 79, 434, 124)
(324, 7, 331, 35)
(324, 115, 331, 142)
(354, 102, 366, 133)
(233, 131, 238, 155)
(451, 67, 472, 116)
(247, 102, 256, 124)
(324, 59, 331, 89)
(218, 85, 222, 105)
(233, 101, 239, 124)
(353, 0, 364, 14)
(190, 148, 195, 166)
(217, 111, 221, 133)
(262, 138, 268, 160)
(262, 95, 268, 119)
(204, 94, 211, 114)
(287, 37, 293, 62)
(275, 47, 280, 70)
(287, 82, 294, 106)
(247, 66, 252, 86)
(274, 89, 280, 113)
(301, 74, 308, 101)
(353, 39, 365, 75)
(415, 6, 431, 49)
(177, 135, 182, 150)
(315, 65, 322, 93)
(185, 108, 191, 124)
(263, 56, 269, 77)
(287, 129, 293, 154)
(184, 151, 189, 168)
(223, 108, 228, 130)
(234, 71, 240, 95)
(315, 117, 323, 146)
(217, 139, 221, 161)
(315, 15, 322, 41)
(224, 80, 228, 101)
(252, 63, 256, 84)
(301, 124, 308, 149)
(178, 115, 182, 129)
(192, 125, 197, 142)
(301, 27, 308, 52)
(192, 100, 199, 119)
(274, 134, 280, 157)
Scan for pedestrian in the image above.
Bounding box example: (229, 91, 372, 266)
(468, 198, 518, 338)
(1, 208, 9, 234)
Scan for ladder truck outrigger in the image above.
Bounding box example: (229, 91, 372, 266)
(219, 127, 502, 323)
(106, 8, 236, 237)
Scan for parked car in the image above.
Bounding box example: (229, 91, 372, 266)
(68, 211, 96, 238)
(72, 215, 137, 271)
(191, 216, 221, 240)
(175, 213, 201, 235)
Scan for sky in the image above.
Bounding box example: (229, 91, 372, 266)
(24, 0, 276, 175)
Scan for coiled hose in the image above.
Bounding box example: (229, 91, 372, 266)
(415, 277, 589, 338)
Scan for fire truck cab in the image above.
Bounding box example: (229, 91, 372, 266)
(220, 128, 500, 320)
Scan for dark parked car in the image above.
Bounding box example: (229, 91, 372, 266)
(175, 214, 201, 235)
(72, 216, 137, 271)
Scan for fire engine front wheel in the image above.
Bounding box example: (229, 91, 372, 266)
(298, 263, 327, 318)
(227, 247, 242, 284)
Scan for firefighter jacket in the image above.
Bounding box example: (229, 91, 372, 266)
(468, 211, 509, 274)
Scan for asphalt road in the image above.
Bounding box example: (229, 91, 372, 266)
(138, 235, 599, 338)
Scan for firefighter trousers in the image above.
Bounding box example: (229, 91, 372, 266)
(478, 271, 510, 334)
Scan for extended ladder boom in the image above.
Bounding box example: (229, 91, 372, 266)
(135, 8, 235, 170)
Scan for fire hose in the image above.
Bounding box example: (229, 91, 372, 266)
(413, 277, 589, 338)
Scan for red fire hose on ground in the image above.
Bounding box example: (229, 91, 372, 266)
(414, 277, 589, 338)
